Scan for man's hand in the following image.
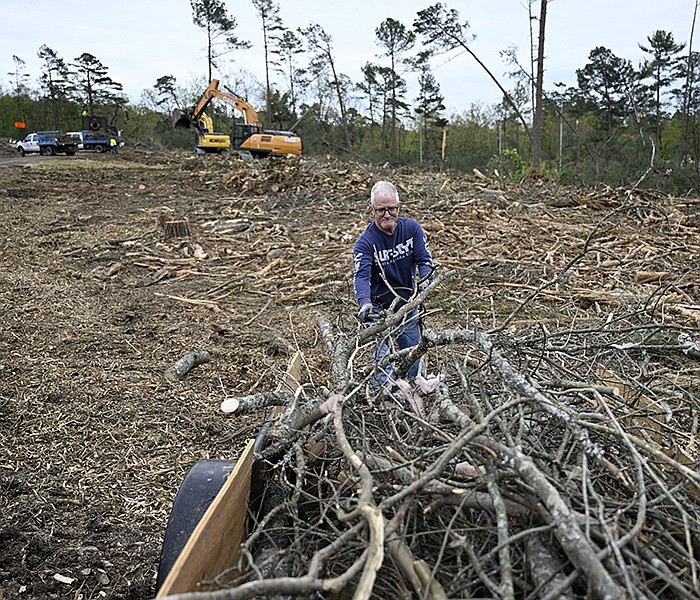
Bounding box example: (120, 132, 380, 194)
(357, 302, 375, 323)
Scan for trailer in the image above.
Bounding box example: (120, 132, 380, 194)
(154, 353, 302, 596)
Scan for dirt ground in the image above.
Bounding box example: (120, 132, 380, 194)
(0, 147, 698, 599)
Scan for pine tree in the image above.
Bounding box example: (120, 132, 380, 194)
(190, 0, 250, 82)
(415, 3, 531, 143)
(252, 0, 284, 124)
(153, 75, 180, 111)
(38, 45, 70, 129)
(412, 51, 446, 163)
(577, 47, 635, 137)
(71, 53, 125, 114)
(271, 30, 306, 117)
(375, 18, 415, 160)
(300, 23, 352, 152)
(9, 55, 31, 124)
(639, 30, 686, 145)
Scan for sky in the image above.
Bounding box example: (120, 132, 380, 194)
(1, 0, 697, 116)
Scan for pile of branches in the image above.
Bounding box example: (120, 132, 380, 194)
(163, 258, 700, 599)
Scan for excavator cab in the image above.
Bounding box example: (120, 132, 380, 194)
(196, 113, 231, 154)
(231, 123, 262, 150)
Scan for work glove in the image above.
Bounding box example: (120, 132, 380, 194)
(357, 302, 375, 323)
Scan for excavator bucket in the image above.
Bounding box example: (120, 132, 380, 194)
(172, 109, 192, 129)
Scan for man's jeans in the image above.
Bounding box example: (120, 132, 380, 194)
(372, 308, 423, 384)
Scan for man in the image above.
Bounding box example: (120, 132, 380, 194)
(353, 180, 435, 382)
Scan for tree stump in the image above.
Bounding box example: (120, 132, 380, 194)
(163, 219, 190, 239)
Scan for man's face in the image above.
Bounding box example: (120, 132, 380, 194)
(371, 193, 400, 234)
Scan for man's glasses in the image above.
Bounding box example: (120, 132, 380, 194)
(373, 206, 399, 216)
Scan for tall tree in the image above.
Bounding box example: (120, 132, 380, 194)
(357, 62, 393, 154)
(412, 51, 446, 163)
(414, 3, 531, 140)
(137, 75, 180, 138)
(681, 1, 699, 161)
(153, 75, 181, 112)
(252, 0, 284, 122)
(300, 23, 352, 152)
(37, 45, 70, 129)
(577, 47, 635, 137)
(358, 63, 381, 132)
(375, 18, 415, 160)
(676, 50, 700, 163)
(190, 0, 250, 82)
(639, 29, 686, 145)
(8, 55, 31, 123)
(527, 0, 537, 114)
(358, 63, 400, 154)
(376, 66, 407, 153)
(531, 0, 548, 171)
(271, 29, 307, 116)
(71, 53, 125, 114)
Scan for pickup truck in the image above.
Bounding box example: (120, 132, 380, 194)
(16, 131, 78, 156)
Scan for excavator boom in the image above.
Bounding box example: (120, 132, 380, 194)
(173, 79, 260, 128)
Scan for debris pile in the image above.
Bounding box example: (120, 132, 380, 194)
(194, 264, 700, 599)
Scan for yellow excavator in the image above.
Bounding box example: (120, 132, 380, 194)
(173, 79, 302, 158)
(194, 113, 231, 154)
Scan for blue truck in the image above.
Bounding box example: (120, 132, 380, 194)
(65, 130, 113, 153)
(16, 131, 78, 156)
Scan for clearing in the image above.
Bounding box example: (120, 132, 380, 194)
(0, 148, 698, 599)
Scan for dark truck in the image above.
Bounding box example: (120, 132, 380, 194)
(16, 131, 78, 156)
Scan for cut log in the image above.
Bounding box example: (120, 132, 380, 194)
(165, 350, 210, 382)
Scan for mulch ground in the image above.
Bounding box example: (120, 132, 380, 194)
(0, 148, 697, 599)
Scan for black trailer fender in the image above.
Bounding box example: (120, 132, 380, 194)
(155, 354, 301, 595)
(155, 459, 238, 592)
(155, 416, 275, 593)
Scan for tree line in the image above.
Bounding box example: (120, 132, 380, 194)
(2, 0, 699, 195)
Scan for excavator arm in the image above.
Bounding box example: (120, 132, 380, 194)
(173, 79, 261, 129)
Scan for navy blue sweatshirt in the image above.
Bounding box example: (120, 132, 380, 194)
(353, 216, 435, 309)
